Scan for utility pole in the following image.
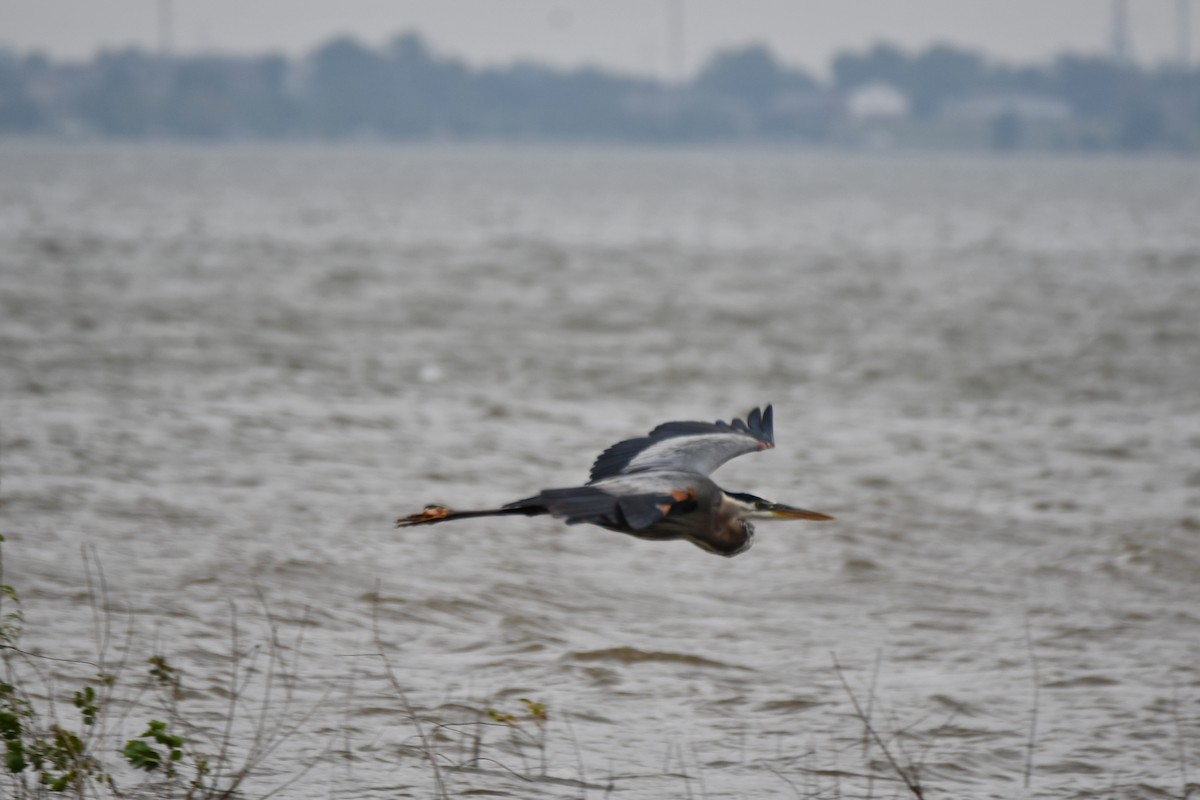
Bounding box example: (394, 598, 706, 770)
(1179, 0, 1192, 68)
(667, 0, 685, 84)
(158, 0, 173, 59)
(1110, 0, 1132, 65)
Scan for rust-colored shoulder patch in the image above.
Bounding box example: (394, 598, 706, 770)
(661, 486, 700, 517)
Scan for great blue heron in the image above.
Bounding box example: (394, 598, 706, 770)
(395, 405, 832, 557)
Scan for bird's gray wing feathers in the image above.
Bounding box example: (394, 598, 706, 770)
(504, 487, 617, 525)
(588, 405, 774, 482)
(504, 485, 697, 531)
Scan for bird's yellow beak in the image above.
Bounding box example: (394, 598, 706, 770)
(767, 503, 834, 521)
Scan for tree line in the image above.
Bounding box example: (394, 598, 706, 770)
(1, 32, 1197, 150)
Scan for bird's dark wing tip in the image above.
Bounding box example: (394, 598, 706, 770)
(717, 404, 774, 447)
(758, 404, 775, 446)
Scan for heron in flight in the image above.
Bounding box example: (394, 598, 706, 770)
(395, 405, 832, 557)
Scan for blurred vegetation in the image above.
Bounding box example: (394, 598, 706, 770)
(0, 535, 325, 799)
(0, 534, 927, 799)
(1, 32, 1198, 151)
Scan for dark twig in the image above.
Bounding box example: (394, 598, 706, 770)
(1171, 676, 1189, 800)
(563, 712, 589, 800)
(864, 648, 882, 800)
(369, 582, 449, 799)
(830, 653, 925, 800)
(209, 600, 241, 794)
(1024, 616, 1040, 790)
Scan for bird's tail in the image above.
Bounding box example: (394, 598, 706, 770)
(395, 503, 543, 528)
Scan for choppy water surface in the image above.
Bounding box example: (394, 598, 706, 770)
(2, 143, 1199, 799)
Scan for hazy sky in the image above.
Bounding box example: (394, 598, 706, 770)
(3, 1, 1196, 77)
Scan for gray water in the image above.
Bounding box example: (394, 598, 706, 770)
(2, 143, 1199, 799)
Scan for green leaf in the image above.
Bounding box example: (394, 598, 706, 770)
(0, 710, 22, 740)
(487, 708, 518, 725)
(4, 740, 26, 774)
(519, 697, 547, 720)
(73, 687, 99, 726)
(122, 740, 162, 772)
(48, 770, 73, 791)
(52, 728, 85, 758)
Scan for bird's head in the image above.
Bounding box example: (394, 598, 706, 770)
(725, 491, 833, 522)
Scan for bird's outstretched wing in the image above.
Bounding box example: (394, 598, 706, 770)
(588, 405, 774, 482)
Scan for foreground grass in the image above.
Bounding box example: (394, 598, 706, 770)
(1, 535, 330, 798)
(0, 537, 606, 799)
(0, 536, 953, 800)
(16, 536, 1191, 799)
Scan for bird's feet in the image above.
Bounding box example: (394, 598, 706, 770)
(395, 504, 454, 527)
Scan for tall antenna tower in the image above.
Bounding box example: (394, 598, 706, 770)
(1110, 0, 1132, 65)
(667, 0, 685, 83)
(1179, 0, 1192, 67)
(158, 0, 174, 58)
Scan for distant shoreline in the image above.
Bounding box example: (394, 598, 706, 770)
(2, 33, 1198, 153)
